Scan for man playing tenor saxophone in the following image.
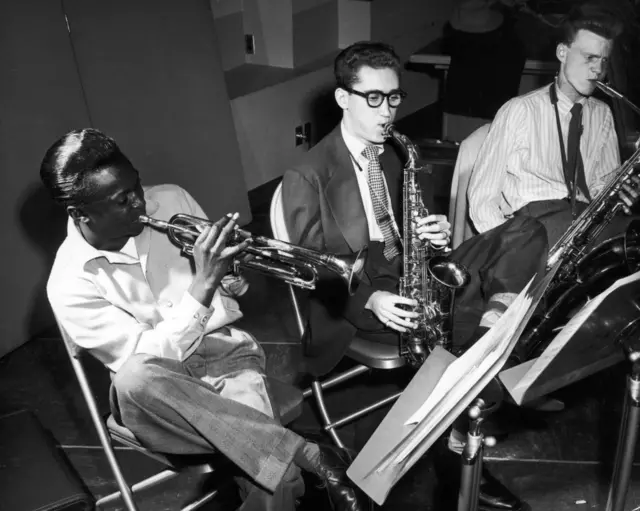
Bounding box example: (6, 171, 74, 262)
(282, 41, 548, 511)
(469, 1, 640, 248)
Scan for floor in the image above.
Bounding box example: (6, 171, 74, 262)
(2, 105, 640, 511)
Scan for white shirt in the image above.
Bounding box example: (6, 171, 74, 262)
(468, 83, 620, 233)
(341, 121, 400, 242)
(47, 184, 247, 373)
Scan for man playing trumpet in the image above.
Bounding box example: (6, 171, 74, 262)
(41, 128, 372, 511)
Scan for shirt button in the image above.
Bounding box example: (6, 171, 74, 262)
(201, 315, 210, 324)
(193, 313, 200, 319)
(165, 300, 173, 307)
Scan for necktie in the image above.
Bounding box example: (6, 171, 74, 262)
(566, 103, 591, 208)
(362, 145, 401, 260)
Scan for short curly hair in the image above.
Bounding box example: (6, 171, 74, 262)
(334, 41, 402, 89)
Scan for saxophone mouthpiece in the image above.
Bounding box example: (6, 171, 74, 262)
(595, 80, 624, 100)
(382, 123, 396, 139)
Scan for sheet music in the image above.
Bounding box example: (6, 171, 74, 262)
(373, 278, 537, 470)
(349, 270, 557, 505)
(404, 279, 535, 426)
(507, 270, 640, 397)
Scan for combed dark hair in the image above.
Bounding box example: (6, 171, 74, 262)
(334, 41, 402, 89)
(39, 128, 133, 207)
(559, 1, 624, 46)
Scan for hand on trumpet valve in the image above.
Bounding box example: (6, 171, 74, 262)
(414, 213, 451, 248)
(192, 212, 250, 288)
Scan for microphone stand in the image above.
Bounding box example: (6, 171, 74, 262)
(606, 318, 640, 511)
(596, 81, 640, 118)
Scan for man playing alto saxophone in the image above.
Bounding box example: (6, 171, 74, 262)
(41, 128, 373, 511)
(282, 41, 548, 511)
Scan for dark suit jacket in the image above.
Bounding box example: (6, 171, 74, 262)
(282, 125, 422, 376)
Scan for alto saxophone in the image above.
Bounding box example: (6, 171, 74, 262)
(384, 124, 471, 367)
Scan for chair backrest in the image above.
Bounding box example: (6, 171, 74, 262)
(448, 123, 491, 249)
(269, 181, 305, 338)
(269, 181, 291, 243)
(55, 317, 139, 510)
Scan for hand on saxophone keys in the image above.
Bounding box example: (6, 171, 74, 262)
(365, 290, 420, 333)
(413, 213, 452, 248)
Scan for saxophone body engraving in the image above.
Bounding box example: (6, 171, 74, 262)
(384, 124, 471, 367)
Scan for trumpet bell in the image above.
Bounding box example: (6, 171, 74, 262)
(336, 246, 368, 295)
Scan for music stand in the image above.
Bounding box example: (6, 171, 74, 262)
(347, 275, 549, 506)
(458, 381, 502, 511)
(607, 318, 640, 511)
(499, 271, 640, 407)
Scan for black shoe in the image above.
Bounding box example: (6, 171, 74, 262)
(307, 443, 373, 511)
(478, 466, 529, 510)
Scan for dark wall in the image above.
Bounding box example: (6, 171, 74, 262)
(1, 0, 250, 358)
(64, 0, 250, 222)
(1, 0, 91, 358)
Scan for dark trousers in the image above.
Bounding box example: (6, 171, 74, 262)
(514, 198, 639, 248)
(110, 352, 305, 511)
(355, 216, 548, 350)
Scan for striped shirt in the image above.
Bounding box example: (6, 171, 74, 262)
(468, 83, 620, 233)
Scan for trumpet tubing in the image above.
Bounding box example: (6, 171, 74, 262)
(139, 213, 367, 295)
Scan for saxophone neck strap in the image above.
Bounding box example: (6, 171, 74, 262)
(549, 82, 579, 219)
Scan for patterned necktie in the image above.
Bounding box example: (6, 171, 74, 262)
(566, 103, 591, 205)
(362, 145, 401, 260)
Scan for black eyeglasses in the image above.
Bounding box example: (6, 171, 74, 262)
(342, 86, 407, 108)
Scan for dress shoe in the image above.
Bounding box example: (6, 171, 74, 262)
(478, 466, 529, 510)
(307, 442, 373, 511)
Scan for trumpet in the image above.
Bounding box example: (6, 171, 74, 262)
(139, 213, 367, 295)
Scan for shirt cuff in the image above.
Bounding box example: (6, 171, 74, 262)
(178, 291, 214, 328)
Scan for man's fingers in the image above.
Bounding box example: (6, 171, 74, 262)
(211, 212, 240, 251)
(221, 239, 250, 259)
(195, 224, 218, 250)
(388, 314, 417, 328)
(392, 296, 419, 307)
(389, 304, 420, 319)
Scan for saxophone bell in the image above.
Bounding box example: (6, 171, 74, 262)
(139, 213, 367, 295)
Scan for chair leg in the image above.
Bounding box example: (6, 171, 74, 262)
(311, 380, 346, 449)
(96, 469, 179, 508)
(181, 488, 220, 511)
(302, 365, 371, 399)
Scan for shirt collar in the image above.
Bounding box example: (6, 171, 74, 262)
(341, 121, 385, 170)
(554, 83, 589, 116)
(65, 189, 160, 267)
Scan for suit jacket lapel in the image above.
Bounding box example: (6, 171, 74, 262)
(323, 127, 370, 253)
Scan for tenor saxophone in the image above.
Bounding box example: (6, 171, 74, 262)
(384, 124, 471, 367)
(516, 83, 640, 360)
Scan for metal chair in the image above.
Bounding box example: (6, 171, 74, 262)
(57, 318, 302, 511)
(270, 181, 406, 449)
